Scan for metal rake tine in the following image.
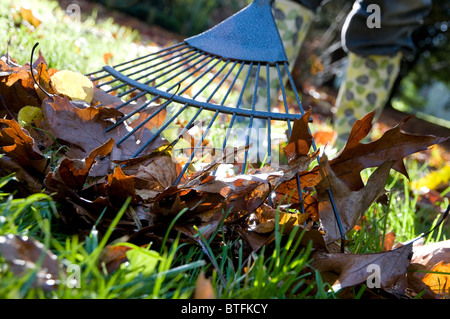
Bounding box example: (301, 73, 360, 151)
(127, 57, 223, 155)
(241, 62, 261, 174)
(276, 63, 306, 215)
(108, 50, 203, 95)
(175, 56, 222, 96)
(171, 106, 205, 183)
(88, 42, 188, 80)
(86, 42, 186, 80)
(131, 103, 189, 158)
(266, 64, 272, 164)
(106, 94, 162, 131)
(116, 98, 175, 146)
(209, 61, 244, 175)
(174, 109, 220, 185)
(135, 49, 201, 87)
(284, 62, 345, 251)
(197, 59, 232, 101)
(212, 62, 251, 175)
(218, 61, 242, 105)
(96, 46, 196, 89)
(115, 44, 192, 76)
(131, 55, 227, 158)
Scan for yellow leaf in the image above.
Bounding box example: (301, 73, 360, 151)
(411, 164, 450, 191)
(19, 6, 41, 28)
(17, 106, 43, 127)
(50, 70, 94, 103)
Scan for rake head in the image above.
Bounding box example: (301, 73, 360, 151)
(87, 0, 345, 250)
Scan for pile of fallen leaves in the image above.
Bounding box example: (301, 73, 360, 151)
(0, 48, 449, 299)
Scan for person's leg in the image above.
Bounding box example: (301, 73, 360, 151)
(334, 0, 432, 141)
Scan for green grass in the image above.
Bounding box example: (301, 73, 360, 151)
(347, 159, 449, 254)
(0, 173, 325, 299)
(1, 0, 150, 74)
(1, 154, 447, 298)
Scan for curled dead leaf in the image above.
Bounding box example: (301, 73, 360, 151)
(0, 234, 60, 291)
(315, 156, 394, 244)
(313, 243, 413, 295)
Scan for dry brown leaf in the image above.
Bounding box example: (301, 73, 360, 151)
(313, 243, 413, 295)
(326, 112, 448, 191)
(382, 231, 396, 252)
(411, 239, 450, 270)
(42, 95, 167, 176)
(0, 60, 40, 117)
(251, 203, 310, 234)
(0, 118, 47, 174)
(315, 155, 394, 244)
(296, 112, 448, 191)
(0, 235, 60, 291)
(56, 138, 114, 190)
(134, 154, 179, 200)
(106, 166, 138, 207)
(408, 239, 450, 298)
(283, 109, 313, 162)
(100, 244, 132, 274)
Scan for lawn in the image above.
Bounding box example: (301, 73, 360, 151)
(0, 0, 449, 301)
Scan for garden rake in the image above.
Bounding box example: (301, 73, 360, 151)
(87, 0, 346, 251)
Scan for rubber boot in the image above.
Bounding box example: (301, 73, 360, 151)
(334, 51, 402, 142)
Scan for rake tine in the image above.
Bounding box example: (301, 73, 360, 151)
(116, 98, 175, 146)
(109, 50, 203, 95)
(176, 57, 222, 96)
(241, 62, 261, 174)
(111, 42, 187, 71)
(218, 61, 242, 105)
(126, 58, 221, 153)
(266, 64, 272, 164)
(197, 59, 231, 101)
(131, 57, 228, 158)
(88, 42, 188, 80)
(96, 46, 196, 89)
(213, 62, 251, 175)
(106, 95, 161, 132)
(172, 106, 205, 183)
(276, 63, 306, 215)
(131, 103, 189, 158)
(137, 50, 201, 86)
(174, 109, 220, 185)
(115, 44, 192, 76)
(284, 62, 345, 251)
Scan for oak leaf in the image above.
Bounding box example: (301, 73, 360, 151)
(315, 155, 394, 244)
(0, 118, 47, 174)
(313, 243, 413, 295)
(325, 112, 448, 191)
